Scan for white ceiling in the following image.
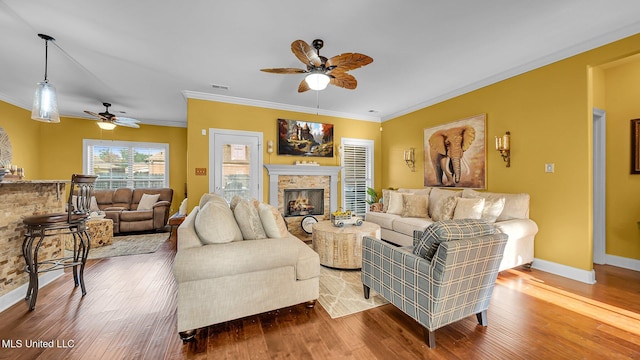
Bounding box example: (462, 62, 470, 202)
(1, 1, 640, 127)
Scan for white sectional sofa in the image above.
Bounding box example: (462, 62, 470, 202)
(365, 188, 538, 271)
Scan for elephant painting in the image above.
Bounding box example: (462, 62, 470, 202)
(424, 114, 486, 188)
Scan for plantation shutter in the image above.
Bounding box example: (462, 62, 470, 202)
(342, 139, 373, 217)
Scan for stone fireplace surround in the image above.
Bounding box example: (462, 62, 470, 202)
(264, 165, 341, 237)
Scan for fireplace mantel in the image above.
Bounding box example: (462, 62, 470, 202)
(264, 164, 341, 213)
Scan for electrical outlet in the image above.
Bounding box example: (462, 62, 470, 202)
(195, 168, 207, 176)
(545, 163, 555, 173)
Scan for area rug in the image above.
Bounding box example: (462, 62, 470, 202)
(318, 266, 388, 319)
(65, 232, 170, 260)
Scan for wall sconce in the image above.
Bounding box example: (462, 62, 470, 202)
(404, 148, 415, 172)
(495, 131, 511, 167)
(267, 140, 274, 154)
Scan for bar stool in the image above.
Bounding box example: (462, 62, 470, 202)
(22, 174, 98, 310)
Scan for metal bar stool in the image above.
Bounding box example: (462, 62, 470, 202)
(22, 174, 98, 310)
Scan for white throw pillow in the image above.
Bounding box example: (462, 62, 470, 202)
(462, 189, 526, 221)
(233, 198, 267, 240)
(387, 191, 407, 215)
(258, 203, 289, 238)
(137, 193, 160, 210)
(199, 193, 228, 209)
(195, 201, 243, 244)
(453, 197, 485, 220)
(401, 194, 429, 218)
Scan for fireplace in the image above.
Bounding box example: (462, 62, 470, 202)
(283, 189, 324, 217)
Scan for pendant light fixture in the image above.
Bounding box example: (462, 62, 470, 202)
(31, 34, 60, 123)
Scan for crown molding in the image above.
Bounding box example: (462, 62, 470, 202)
(182, 90, 381, 123)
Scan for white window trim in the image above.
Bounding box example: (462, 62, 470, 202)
(82, 139, 170, 188)
(341, 137, 374, 216)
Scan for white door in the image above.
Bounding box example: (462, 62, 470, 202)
(209, 129, 263, 203)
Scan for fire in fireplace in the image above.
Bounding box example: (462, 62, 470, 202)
(283, 189, 324, 217)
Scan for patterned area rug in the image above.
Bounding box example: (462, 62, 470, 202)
(65, 232, 170, 259)
(318, 266, 388, 318)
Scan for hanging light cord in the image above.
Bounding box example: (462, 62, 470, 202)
(43, 37, 49, 81)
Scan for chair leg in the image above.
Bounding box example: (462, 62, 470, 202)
(179, 330, 197, 343)
(305, 300, 316, 308)
(423, 328, 436, 348)
(78, 230, 90, 296)
(363, 284, 370, 299)
(476, 310, 488, 326)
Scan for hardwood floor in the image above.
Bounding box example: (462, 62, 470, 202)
(1, 231, 639, 359)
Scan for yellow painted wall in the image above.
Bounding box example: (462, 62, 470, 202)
(603, 56, 640, 260)
(186, 99, 382, 211)
(0, 102, 42, 178)
(382, 33, 640, 271)
(0, 101, 188, 213)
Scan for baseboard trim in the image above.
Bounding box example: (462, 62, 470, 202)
(604, 254, 640, 271)
(0, 270, 64, 313)
(532, 258, 596, 284)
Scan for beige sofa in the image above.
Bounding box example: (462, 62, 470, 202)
(93, 188, 173, 234)
(365, 188, 538, 271)
(173, 193, 320, 341)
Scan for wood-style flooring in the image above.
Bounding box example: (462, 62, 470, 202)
(0, 231, 639, 359)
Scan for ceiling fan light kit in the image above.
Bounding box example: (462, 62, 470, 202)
(97, 121, 117, 130)
(305, 72, 330, 91)
(261, 39, 373, 93)
(31, 34, 60, 123)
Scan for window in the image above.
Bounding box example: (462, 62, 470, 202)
(341, 138, 374, 217)
(83, 139, 169, 190)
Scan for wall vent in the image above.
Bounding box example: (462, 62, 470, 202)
(211, 83, 230, 90)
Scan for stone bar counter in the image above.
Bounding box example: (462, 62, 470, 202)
(0, 180, 67, 307)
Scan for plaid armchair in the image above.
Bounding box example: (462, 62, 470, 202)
(361, 219, 508, 348)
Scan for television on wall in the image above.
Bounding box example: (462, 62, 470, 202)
(277, 118, 334, 157)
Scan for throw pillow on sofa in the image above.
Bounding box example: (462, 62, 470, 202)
(258, 203, 289, 238)
(413, 219, 495, 261)
(428, 188, 462, 218)
(386, 191, 406, 215)
(431, 196, 458, 221)
(195, 201, 243, 244)
(137, 193, 160, 210)
(232, 197, 267, 240)
(401, 194, 429, 218)
(453, 197, 485, 220)
(462, 189, 524, 221)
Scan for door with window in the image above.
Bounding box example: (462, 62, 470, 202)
(341, 138, 374, 217)
(209, 129, 263, 203)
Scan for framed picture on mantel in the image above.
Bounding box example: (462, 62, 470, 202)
(277, 118, 334, 157)
(631, 119, 640, 174)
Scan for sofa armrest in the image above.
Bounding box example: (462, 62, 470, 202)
(413, 230, 424, 248)
(152, 200, 171, 209)
(177, 207, 203, 251)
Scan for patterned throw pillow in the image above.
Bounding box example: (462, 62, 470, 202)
(258, 203, 289, 238)
(233, 198, 267, 240)
(413, 219, 495, 261)
(401, 194, 429, 218)
(430, 196, 457, 221)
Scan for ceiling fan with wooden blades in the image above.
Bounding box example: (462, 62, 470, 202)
(261, 39, 373, 92)
(84, 102, 141, 129)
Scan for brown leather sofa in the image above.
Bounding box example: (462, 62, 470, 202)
(93, 188, 173, 234)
